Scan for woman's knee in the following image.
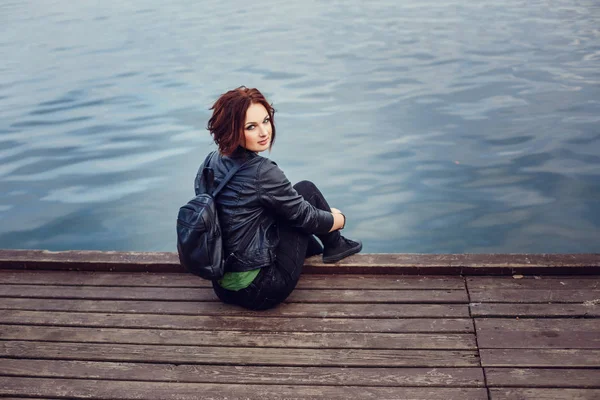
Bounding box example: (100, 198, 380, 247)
(293, 180, 317, 196)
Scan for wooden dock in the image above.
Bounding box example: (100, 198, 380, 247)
(0, 251, 599, 399)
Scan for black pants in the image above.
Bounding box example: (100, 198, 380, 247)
(212, 180, 340, 310)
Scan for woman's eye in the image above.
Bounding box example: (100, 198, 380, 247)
(263, 118, 270, 124)
(246, 125, 255, 130)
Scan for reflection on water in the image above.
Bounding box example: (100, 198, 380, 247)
(1, 0, 599, 253)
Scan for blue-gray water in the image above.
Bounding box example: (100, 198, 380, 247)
(1, 0, 599, 253)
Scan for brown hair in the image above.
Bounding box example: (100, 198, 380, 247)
(207, 86, 276, 156)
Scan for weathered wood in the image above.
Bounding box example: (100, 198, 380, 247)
(452, 254, 549, 268)
(0, 359, 485, 387)
(0, 284, 218, 300)
(312, 253, 600, 275)
(486, 368, 600, 388)
(489, 388, 600, 400)
(0, 249, 184, 272)
(2, 249, 599, 275)
(470, 303, 600, 317)
(0, 269, 204, 287)
(468, 288, 600, 303)
(0, 270, 465, 289)
(0, 325, 477, 349)
(292, 288, 467, 303)
(0, 341, 480, 367)
(0, 298, 470, 318)
(480, 349, 600, 367)
(0, 284, 467, 303)
(4, 267, 600, 396)
(0, 377, 489, 400)
(0, 250, 455, 270)
(475, 318, 600, 349)
(0, 310, 474, 332)
(467, 276, 600, 290)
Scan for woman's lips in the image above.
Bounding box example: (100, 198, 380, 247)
(258, 138, 269, 145)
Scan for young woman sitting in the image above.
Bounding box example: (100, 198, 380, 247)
(195, 86, 362, 310)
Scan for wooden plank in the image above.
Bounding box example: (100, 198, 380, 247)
(0, 359, 485, 387)
(0, 250, 458, 273)
(468, 288, 600, 303)
(3, 249, 598, 275)
(0, 377, 489, 400)
(475, 318, 600, 349)
(0, 249, 184, 272)
(0, 270, 203, 287)
(467, 276, 600, 302)
(480, 349, 600, 367)
(470, 303, 600, 317)
(455, 254, 600, 275)
(0, 298, 470, 318)
(0, 341, 480, 367)
(0, 270, 465, 289)
(0, 325, 477, 349)
(0, 284, 218, 301)
(490, 388, 600, 400)
(486, 368, 600, 388)
(0, 310, 474, 332)
(467, 276, 600, 289)
(0, 285, 468, 303)
(0, 270, 205, 287)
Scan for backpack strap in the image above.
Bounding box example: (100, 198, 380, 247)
(198, 151, 217, 194)
(212, 161, 245, 197)
(200, 151, 246, 198)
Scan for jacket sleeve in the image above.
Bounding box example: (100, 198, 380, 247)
(258, 159, 334, 234)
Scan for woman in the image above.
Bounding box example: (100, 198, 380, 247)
(195, 86, 362, 310)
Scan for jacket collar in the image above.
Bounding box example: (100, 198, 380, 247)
(230, 145, 259, 160)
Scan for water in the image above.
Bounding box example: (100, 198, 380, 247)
(1, 0, 599, 254)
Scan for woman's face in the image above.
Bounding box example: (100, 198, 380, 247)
(242, 102, 272, 153)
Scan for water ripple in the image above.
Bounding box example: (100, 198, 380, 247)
(0, 0, 599, 253)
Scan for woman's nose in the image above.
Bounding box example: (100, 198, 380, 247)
(259, 125, 269, 136)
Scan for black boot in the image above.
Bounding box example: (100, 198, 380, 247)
(322, 235, 363, 263)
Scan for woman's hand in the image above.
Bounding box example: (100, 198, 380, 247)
(329, 207, 346, 232)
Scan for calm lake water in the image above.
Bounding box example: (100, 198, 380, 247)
(1, 0, 599, 254)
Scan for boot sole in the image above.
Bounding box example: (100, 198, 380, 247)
(322, 241, 363, 263)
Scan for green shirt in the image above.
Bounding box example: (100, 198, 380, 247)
(217, 269, 260, 291)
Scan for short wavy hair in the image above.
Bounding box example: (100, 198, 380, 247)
(207, 86, 276, 156)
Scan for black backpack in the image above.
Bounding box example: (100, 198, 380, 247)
(176, 153, 245, 280)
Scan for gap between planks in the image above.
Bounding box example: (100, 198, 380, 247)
(464, 276, 491, 400)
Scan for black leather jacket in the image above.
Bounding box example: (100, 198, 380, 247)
(194, 147, 334, 272)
